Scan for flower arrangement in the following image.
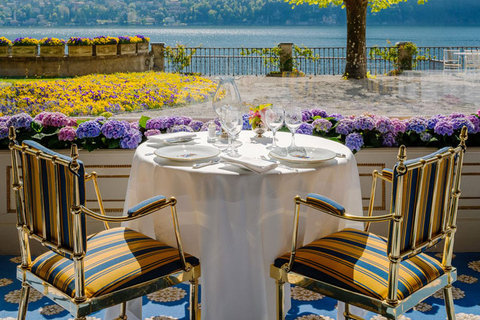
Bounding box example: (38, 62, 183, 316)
(39, 37, 66, 46)
(12, 37, 39, 46)
(0, 37, 12, 46)
(93, 36, 119, 45)
(67, 37, 93, 46)
(118, 35, 149, 44)
(135, 35, 150, 43)
(248, 104, 270, 129)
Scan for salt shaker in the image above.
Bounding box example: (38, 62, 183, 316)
(207, 123, 216, 142)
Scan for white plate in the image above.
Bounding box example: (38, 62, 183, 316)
(155, 145, 220, 162)
(269, 147, 337, 164)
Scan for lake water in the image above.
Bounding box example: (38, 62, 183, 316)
(2, 25, 480, 48)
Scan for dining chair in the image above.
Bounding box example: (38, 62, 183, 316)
(271, 126, 468, 320)
(8, 126, 201, 320)
(443, 49, 462, 72)
(464, 50, 480, 75)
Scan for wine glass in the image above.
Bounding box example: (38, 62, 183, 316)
(222, 109, 243, 157)
(284, 107, 306, 156)
(212, 76, 244, 142)
(264, 105, 284, 150)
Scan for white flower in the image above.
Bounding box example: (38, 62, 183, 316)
(147, 287, 187, 302)
(40, 304, 65, 315)
(4, 288, 43, 303)
(458, 275, 478, 284)
(294, 315, 334, 320)
(413, 302, 432, 312)
(9, 256, 22, 264)
(370, 315, 410, 320)
(452, 313, 480, 320)
(468, 260, 480, 272)
(0, 278, 13, 287)
(0, 317, 17, 320)
(433, 287, 465, 300)
(291, 286, 324, 301)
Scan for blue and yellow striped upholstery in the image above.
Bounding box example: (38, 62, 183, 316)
(30, 227, 200, 298)
(21, 140, 86, 257)
(389, 147, 454, 255)
(274, 228, 444, 300)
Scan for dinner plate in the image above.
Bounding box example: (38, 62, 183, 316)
(269, 147, 337, 164)
(154, 145, 220, 162)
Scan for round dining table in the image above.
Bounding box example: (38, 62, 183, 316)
(107, 130, 363, 320)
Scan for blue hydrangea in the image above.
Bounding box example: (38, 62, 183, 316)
(167, 125, 194, 133)
(310, 108, 328, 118)
(101, 120, 129, 139)
(382, 133, 397, 147)
(242, 114, 252, 130)
(335, 119, 354, 135)
(302, 109, 313, 122)
(0, 123, 8, 139)
(345, 132, 364, 152)
(467, 115, 480, 133)
(76, 120, 101, 139)
(6, 113, 33, 129)
(120, 129, 142, 149)
(420, 132, 432, 142)
(189, 120, 204, 132)
(312, 118, 332, 133)
(451, 117, 476, 133)
(375, 116, 394, 134)
(426, 115, 445, 130)
(353, 115, 375, 131)
(434, 120, 454, 136)
(296, 122, 313, 135)
(406, 117, 427, 134)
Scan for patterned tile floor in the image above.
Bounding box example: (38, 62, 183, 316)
(0, 253, 479, 320)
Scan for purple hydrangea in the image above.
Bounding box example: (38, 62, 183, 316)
(37, 112, 69, 128)
(353, 115, 375, 131)
(449, 112, 466, 119)
(451, 117, 476, 133)
(426, 115, 445, 130)
(310, 108, 328, 118)
(58, 126, 76, 141)
(335, 119, 354, 135)
(296, 122, 313, 135)
(167, 125, 194, 133)
(467, 115, 480, 133)
(375, 116, 394, 134)
(434, 120, 454, 136)
(312, 118, 332, 133)
(145, 129, 161, 137)
(120, 128, 142, 149)
(406, 117, 427, 134)
(189, 120, 204, 132)
(302, 109, 313, 122)
(146, 116, 176, 130)
(76, 120, 101, 139)
(345, 132, 364, 152)
(0, 116, 9, 124)
(382, 133, 397, 147)
(67, 118, 78, 127)
(391, 118, 407, 134)
(6, 113, 33, 129)
(202, 120, 221, 132)
(420, 132, 432, 142)
(0, 123, 8, 139)
(101, 120, 129, 139)
(329, 113, 344, 121)
(242, 114, 252, 130)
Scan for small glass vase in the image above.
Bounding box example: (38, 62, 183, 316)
(253, 121, 267, 138)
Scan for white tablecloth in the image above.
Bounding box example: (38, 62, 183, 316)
(108, 130, 363, 320)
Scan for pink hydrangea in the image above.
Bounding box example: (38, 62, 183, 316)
(58, 126, 76, 141)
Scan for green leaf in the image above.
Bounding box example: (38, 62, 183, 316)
(139, 116, 150, 129)
(107, 139, 121, 149)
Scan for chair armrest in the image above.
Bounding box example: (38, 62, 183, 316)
(127, 196, 167, 218)
(380, 168, 393, 182)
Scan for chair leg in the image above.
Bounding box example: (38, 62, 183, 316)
(444, 284, 456, 320)
(276, 280, 285, 320)
(343, 304, 364, 320)
(17, 282, 30, 320)
(189, 279, 199, 320)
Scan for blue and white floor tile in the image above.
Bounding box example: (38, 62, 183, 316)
(0, 253, 479, 320)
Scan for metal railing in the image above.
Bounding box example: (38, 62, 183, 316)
(162, 45, 480, 76)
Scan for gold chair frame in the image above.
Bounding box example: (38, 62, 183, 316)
(9, 127, 200, 320)
(271, 127, 468, 320)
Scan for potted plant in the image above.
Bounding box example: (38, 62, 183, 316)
(93, 36, 119, 56)
(67, 37, 93, 57)
(11, 37, 39, 57)
(118, 36, 138, 55)
(135, 35, 150, 54)
(0, 37, 11, 57)
(39, 37, 66, 57)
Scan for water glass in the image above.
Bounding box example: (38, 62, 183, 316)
(222, 110, 243, 157)
(284, 107, 306, 156)
(264, 106, 284, 150)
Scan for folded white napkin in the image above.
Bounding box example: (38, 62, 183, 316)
(220, 154, 278, 174)
(147, 132, 197, 143)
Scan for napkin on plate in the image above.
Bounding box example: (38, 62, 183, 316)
(147, 132, 197, 143)
(220, 154, 278, 174)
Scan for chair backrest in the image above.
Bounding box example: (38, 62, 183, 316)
(10, 138, 86, 259)
(443, 49, 459, 63)
(387, 141, 465, 260)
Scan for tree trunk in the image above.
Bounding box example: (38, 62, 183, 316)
(344, 0, 368, 79)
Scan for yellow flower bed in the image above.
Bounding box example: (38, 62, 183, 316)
(0, 72, 216, 117)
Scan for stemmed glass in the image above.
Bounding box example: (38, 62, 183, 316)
(264, 105, 284, 150)
(221, 109, 243, 157)
(284, 107, 306, 156)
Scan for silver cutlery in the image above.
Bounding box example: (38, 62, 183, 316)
(260, 155, 298, 172)
(192, 159, 221, 169)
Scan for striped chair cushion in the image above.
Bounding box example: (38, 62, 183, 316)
(274, 228, 444, 300)
(31, 227, 199, 298)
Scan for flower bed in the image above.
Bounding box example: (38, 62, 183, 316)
(0, 72, 216, 117)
